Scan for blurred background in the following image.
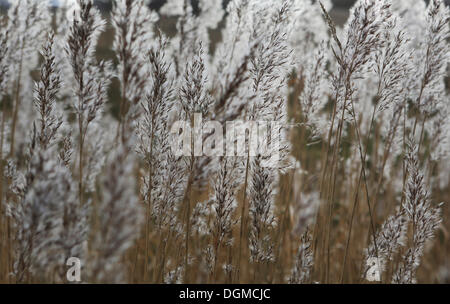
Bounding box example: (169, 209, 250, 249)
(0, 0, 356, 118)
(0, 0, 448, 119)
(0, 0, 448, 123)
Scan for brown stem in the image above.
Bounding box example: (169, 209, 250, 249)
(235, 150, 250, 283)
(340, 102, 378, 283)
(9, 50, 24, 157)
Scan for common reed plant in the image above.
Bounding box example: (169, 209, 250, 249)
(0, 0, 448, 284)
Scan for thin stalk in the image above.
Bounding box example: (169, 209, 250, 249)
(325, 88, 347, 283)
(9, 49, 24, 157)
(183, 117, 195, 282)
(340, 102, 378, 283)
(235, 147, 251, 283)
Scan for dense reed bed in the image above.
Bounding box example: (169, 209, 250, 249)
(0, 0, 449, 284)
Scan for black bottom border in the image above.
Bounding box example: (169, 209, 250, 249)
(0, 284, 445, 303)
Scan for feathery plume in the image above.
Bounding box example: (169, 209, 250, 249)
(248, 155, 276, 264)
(289, 228, 314, 284)
(6, 0, 51, 155)
(392, 139, 442, 283)
(89, 145, 143, 283)
(8, 151, 73, 282)
(112, 0, 159, 140)
(34, 32, 63, 151)
(0, 27, 8, 98)
(136, 35, 185, 231)
(66, 0, 112, 202)
(363, 211, 407, 282)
